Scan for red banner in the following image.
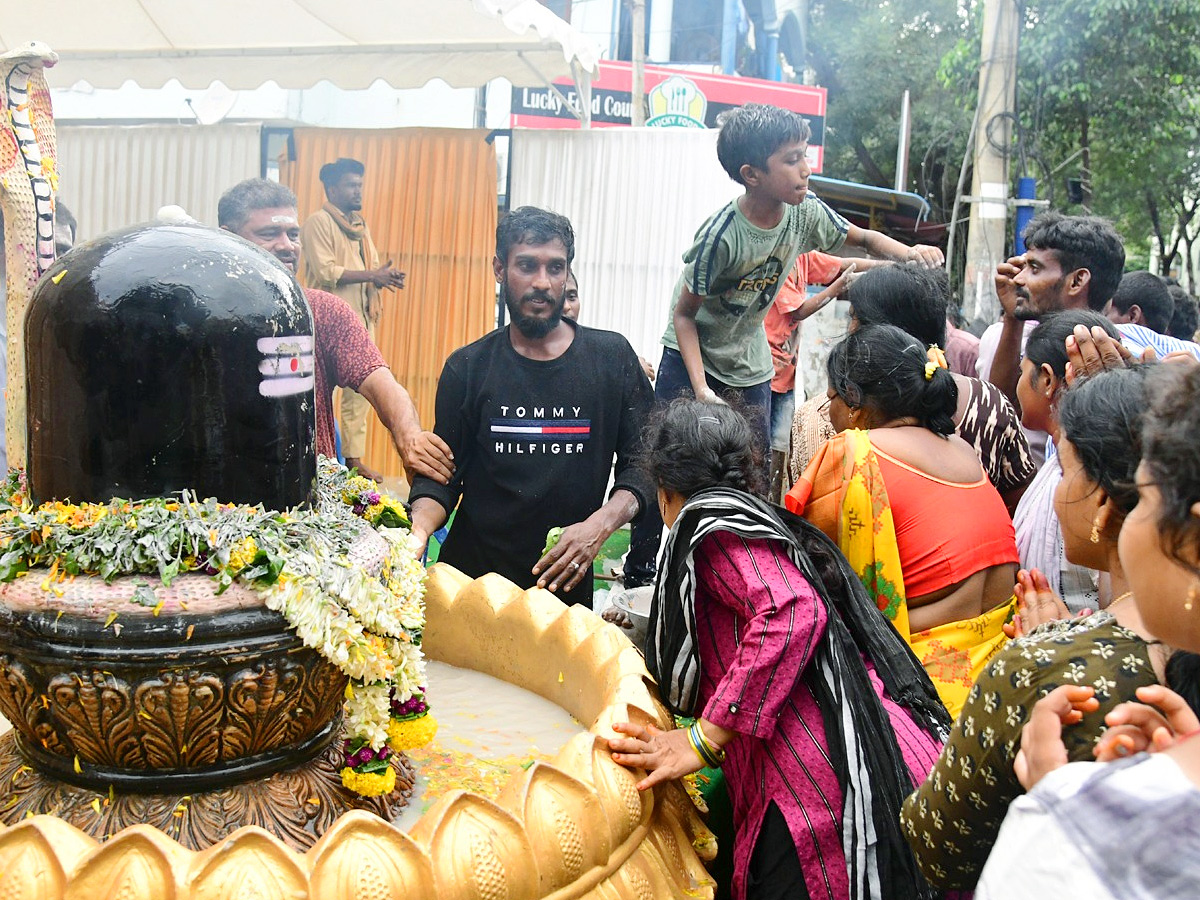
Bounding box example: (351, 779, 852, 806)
(511, 61, 827, 172)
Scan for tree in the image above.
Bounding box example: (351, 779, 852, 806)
(942, 0, 1200, 276)
(792, 0, 973, 219)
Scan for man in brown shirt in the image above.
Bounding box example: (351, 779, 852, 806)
(300, 157, 405, 481)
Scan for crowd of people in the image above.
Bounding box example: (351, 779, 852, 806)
(228, 102, 1198, 898)
(596, 104, 1200, 900)
(42, 100, 1200, 898)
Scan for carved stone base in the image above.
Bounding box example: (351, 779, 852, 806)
(0, 731, 414, 851)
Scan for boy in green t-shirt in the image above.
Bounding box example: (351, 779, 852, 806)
(623, 104, 944, 591)
(658, 103, 944, 426)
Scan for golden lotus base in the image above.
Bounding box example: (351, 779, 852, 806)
(0, 564, 717, 900)
(0, 733, 415, 851)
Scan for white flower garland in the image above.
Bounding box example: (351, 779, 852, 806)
(343, 681, 393, 750)
(258, 542, 427, 746)
(0, 462, 428, 791)
(255, 472, 428, 757)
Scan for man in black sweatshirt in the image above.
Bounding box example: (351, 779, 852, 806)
(408, 207, 653, 607)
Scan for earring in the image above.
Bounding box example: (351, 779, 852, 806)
(1187, 584, 1199, 612)
(1089, 515, 1101, 544)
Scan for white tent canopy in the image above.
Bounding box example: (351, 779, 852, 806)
(0, 0, 600, 90)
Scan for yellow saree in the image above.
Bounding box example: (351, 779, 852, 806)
(785, 429, 1012, 718)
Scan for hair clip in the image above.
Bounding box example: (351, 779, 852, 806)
(925, 344, 947, 380)
(698, 416, 720, 424)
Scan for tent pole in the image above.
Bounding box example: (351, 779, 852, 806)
(571, 60, 593, 128)
(626, 0, 646, 126)
(518, 51, 590, 127)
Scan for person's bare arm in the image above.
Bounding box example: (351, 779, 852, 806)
(356, 368, 454, 484)
(987, 256, 1028, 404)
(793, 263, 857, 323)
(673, 286, 723, 404)
(532, 489, 640, 594)
(844, 225, 944, 267)
(338, 261, 405, 290)
(408, 497, 449, 551)
(790, 256, 893, 323)
(840, 257, 893, 273)
(299, 216, 405, 289)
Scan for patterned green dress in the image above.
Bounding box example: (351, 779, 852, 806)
(899, 610, 1161, 891)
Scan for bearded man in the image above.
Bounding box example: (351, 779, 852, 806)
(407, 207, 653, 607)
(979, 212, 1125, 465)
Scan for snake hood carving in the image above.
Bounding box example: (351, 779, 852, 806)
(0, 40, 58, 471)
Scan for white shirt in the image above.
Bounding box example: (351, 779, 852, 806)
(978, 754, 1200, 899)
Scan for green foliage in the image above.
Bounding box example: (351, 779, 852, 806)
(0, 461, 400, 591)
(782, 0, 1200, 269)
(941, 0, 1200, 266)
(799, 0, 974, 216)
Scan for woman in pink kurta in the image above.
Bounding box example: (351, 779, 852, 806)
(610, 400, 948, 900)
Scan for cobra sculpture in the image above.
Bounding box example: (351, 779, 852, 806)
(0, 42, 58, 471)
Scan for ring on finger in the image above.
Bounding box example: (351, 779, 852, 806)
(569, 561, 580, 571)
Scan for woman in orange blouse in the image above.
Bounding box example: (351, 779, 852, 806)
(786, 325, 1019, 716)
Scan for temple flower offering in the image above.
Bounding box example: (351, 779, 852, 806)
(0, 458, 434, 797)
(385, 687, 438, 751)
(338, 737, 397, 797)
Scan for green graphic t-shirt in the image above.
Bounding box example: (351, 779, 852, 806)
(661, 193, 850, 387)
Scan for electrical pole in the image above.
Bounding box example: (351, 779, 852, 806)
(627, 0, 646, 126)
(961, 0, 1020, 327)
(894, 90, 911, 193)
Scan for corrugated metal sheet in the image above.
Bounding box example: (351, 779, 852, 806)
(509, 128, 741, 366)
(56, 123, 262, 240)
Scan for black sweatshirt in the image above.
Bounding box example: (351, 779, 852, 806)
(409, 322, 653, 606)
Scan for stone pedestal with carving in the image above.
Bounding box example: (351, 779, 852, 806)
(0, 566, 719, 900)
(0, 570, 413, 850)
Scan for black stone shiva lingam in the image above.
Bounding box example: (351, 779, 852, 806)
(0, 225, 413, 849)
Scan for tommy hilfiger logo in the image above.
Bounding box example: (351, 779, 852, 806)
(490, 406, 591, 455)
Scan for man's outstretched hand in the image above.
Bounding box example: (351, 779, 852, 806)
(532, 519, 606, 594)
(401, 431, 455, 485)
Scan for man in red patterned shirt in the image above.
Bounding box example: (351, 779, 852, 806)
(217, 178, 453, 485)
